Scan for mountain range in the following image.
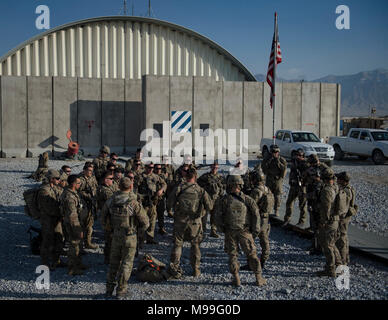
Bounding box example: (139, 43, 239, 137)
(254, 69, 388, 117)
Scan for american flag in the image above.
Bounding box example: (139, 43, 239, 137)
(266, 13, 282, 108)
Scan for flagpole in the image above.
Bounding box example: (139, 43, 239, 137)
(272, 12, 278, 145)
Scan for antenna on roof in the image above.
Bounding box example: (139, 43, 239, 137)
(148, 0, 151, 17)
(121, 0, 128, 16)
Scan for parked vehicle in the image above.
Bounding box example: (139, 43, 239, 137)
(260, 130, 335, 165)
(328, 128, 388, 164)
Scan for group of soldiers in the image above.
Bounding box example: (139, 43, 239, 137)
(257, 144, 358, 277)
(32, 142, 357, 298)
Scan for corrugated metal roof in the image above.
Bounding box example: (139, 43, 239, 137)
(0, 16, 256, 81)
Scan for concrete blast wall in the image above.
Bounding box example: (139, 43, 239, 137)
(143, 76, 340, 157)
(0, 75, 340, 158)
(0, 76, 142, 157)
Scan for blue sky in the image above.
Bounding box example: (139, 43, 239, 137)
(0, 0, 387, 80)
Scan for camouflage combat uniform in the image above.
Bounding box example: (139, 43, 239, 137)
(250, 184, 274, 266)
(166, 181, 213, 276)
(37, 183, 64, 268)
(78, 174, 99, 248)
(215, 190, 266, 286)
(197, 171, 225, 237)
(317, 178, 342, 276)
(137, 172, 167, 242)
(125, 158, 144, 173)
(305, 171, 323, 252)
(335, 182, 357, 265)
(60, 188, 85, 275)
(261, 154, 287, 215)
(155, 170, 168, 233)
(97, 183, 116, 264)
(92, 156, 109, 183)
(163, 164, 175, 216)
(101, 191, 149, 296)
(284, 158, 309, 224)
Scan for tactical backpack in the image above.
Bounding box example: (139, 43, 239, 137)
(136, 254, 168, 283)
(23, 187, 41, 220)
(110, 196, 137, 232)
(175, 184, 203, 219)
(224, 193, 249, 231)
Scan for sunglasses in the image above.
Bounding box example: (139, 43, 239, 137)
(106, 177, 114, 180)
(65, 171, 71, 174)
(54, 177, 60, 180)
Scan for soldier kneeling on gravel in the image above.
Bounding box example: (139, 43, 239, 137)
(215, 175, 266, 287)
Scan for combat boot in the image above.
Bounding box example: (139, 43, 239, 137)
(255, 273, 267, 286)
(85, 240, 99, 249)
(192, 268, 201, 277)
(232, 273, 241, 287)
(209, 229, 220, 238)
(158, 228, 168, 236)
(68, 268, 84, 276)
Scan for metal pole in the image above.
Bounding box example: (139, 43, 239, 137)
(272, 12, 278, 145)
(148, 0, 151, 17)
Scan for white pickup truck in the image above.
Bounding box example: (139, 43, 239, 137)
(328, 128, 388, 164)
(260, 130, 335, 165)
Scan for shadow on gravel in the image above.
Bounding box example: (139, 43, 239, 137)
(0, 170, 34, 174)
(0, 205, 25, 214)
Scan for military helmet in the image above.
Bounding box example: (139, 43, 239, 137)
(270, 144, 280, 153)
(46, 169, 60, 179)
(335, 171, 350, 182)
(308, 154, 319, 164)
(296, 149, 305, 157)
(227, 175, 244, 186)
(321, 168, 335, 180)
(250, 170, 265, 183)
(100, 145, 110, 154)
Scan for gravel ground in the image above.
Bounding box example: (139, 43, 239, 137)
(0, 157, 387, 300)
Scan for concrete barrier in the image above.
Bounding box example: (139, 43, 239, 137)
(102, 79, 125, 154)
(27, 76, 53, 157)
(320, 83, 339, 139)
(223, 81, 243, 158)
(77, 78, 102, 156)
(53, 77, 78, 156)
(243, 81, 263, 154)
(1, 76, 27, 157)
(124, 79, 142, 153)
(143, 75, 169, 161)
(282, 82, 302, 130)
(301, 82, 320, 136)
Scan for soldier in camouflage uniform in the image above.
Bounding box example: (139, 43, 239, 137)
(137, 162, 167, 244)
(112, 167, 124, 192)
(59, 165, 71, 188)
(316, 168, 342, 277)
(92, 145, 110, 184)
(197, 161, 225, 238)
(248, 170, 274, 269)
(283, 149, 310, 227)
(162, 156, 175, 217)
(101, 177, 149, 298)
(305, 169, 323, 255)
(97, 172, 116, 264)
(78, 163, 99, 249)
(215, 175, 266, 287)
(30, 151, 49, 182)
(125, 148, 145, 173)
(109, 153, 124, 171)
(154, 164, 168, 235)
(335, 172, 358, 265)
(37, 169, 65, 270)
(60, 175, 87, 276)
(131, 160, 145, 194)
(166, 168, 213, 278)
(261, 145, 287, 216)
